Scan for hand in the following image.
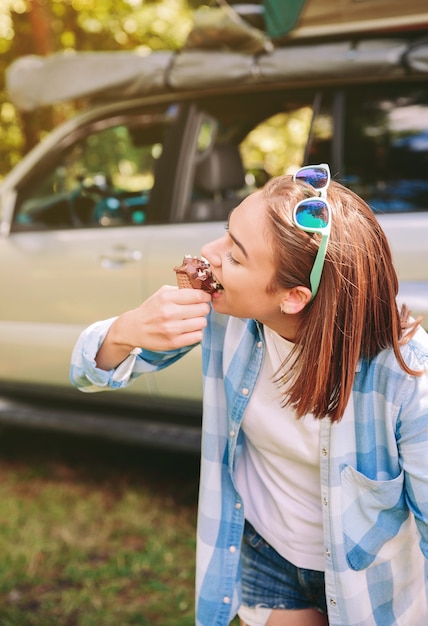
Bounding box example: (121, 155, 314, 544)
(95, 286, 211, 370)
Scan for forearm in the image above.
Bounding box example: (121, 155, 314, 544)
(95, 285, 212, 371)
(95, 310, 137, 371)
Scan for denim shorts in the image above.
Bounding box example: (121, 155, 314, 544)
(240, 520, 327, 614)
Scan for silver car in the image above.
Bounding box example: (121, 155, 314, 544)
(1, 37, 427, 450)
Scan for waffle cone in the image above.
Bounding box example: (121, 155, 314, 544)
(176, 272, 192, 289)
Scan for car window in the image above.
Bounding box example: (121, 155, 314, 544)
(240, 107, 313, 179)
(12, 106, 178, 231)
(343, 85, 428, 213)
(185, 92, 313, 222)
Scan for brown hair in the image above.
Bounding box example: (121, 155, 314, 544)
(262, 175, 422, 422)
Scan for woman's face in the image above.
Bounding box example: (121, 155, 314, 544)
(201, 191, 287, 327)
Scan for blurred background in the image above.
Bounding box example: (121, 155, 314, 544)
(0, 0, 207, 180)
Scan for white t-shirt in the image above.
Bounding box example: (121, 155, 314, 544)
(235, 326, 325, 571)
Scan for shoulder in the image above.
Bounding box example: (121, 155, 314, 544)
(403, 325, 428, 366)
(366, 325, 427, 371)
(355, 325, 428, 401)
(383, 325, 428, 375)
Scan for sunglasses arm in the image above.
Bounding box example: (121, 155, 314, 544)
(309, 231, 330, 300)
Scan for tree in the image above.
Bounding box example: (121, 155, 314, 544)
(0, 0, 203, 178)
(28, 0, 55, 55)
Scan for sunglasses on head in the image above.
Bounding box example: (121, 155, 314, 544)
(292, 163, 331, 300)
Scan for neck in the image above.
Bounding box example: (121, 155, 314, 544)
(260, 315, 300, 343)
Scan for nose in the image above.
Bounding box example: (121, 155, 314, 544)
(201, 235, 224, 269)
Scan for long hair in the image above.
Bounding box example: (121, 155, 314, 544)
(262, 175, 422, 422)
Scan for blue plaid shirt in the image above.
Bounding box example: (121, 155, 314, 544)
(70, 309, 428, 626)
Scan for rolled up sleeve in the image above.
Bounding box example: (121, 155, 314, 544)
(70, 317, 195, 392)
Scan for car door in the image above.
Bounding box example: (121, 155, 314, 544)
(0, 103, 185, 395)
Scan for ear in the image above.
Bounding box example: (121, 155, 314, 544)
(280, 286, 312, 315)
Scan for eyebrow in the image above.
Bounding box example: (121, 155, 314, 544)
(227, 210, 248, 259)
(229, 232, 248, 259)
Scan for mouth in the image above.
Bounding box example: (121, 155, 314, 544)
(212, 274, 224, 293)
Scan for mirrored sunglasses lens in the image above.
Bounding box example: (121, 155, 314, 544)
(295, 200, 329, 228)
(295, 167, 329, 189)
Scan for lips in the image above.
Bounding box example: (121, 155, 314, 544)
(212, 274, 224, 293)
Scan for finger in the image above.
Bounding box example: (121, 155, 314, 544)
(159, 284, 210, 298)
(169, 329, 205, 349)
(149, 317, 207, 350)
(170, 315, 208, 335)
(165, 285, 211, 302)
(154, 286, 211, 310)
(169, 286, 212, 305)
(172, 302, 211, 320)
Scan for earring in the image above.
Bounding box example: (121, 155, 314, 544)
(280, 304, 293, 315)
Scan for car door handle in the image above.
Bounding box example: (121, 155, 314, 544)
(99, 246, 142, 269)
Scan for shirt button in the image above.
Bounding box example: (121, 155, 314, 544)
(329, 598, 337, 607)
(323, 497, 328, 506)
(223, 596, 231, 604)
(325, 548, 331, 557)
(321, 447, 328, 456)
(257, 341, 263, 348)
(230, 430, 235, 438)
(229, 546, 237, 553)
(235, 502, 242, 509)
(242, 388, 249, 395)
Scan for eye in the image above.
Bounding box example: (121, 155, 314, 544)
(226, 251, 240, 265)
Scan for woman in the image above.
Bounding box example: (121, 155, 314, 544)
(70, 165, 428, 626)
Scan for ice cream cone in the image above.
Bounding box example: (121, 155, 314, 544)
(175, 272, 192, 289)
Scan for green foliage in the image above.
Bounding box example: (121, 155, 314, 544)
(241, 108, 313, 177)
(3, 0, 195, 54)
(0, 0, 198, 180)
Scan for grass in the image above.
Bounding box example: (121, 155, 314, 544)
(0, 426, 201, 626)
